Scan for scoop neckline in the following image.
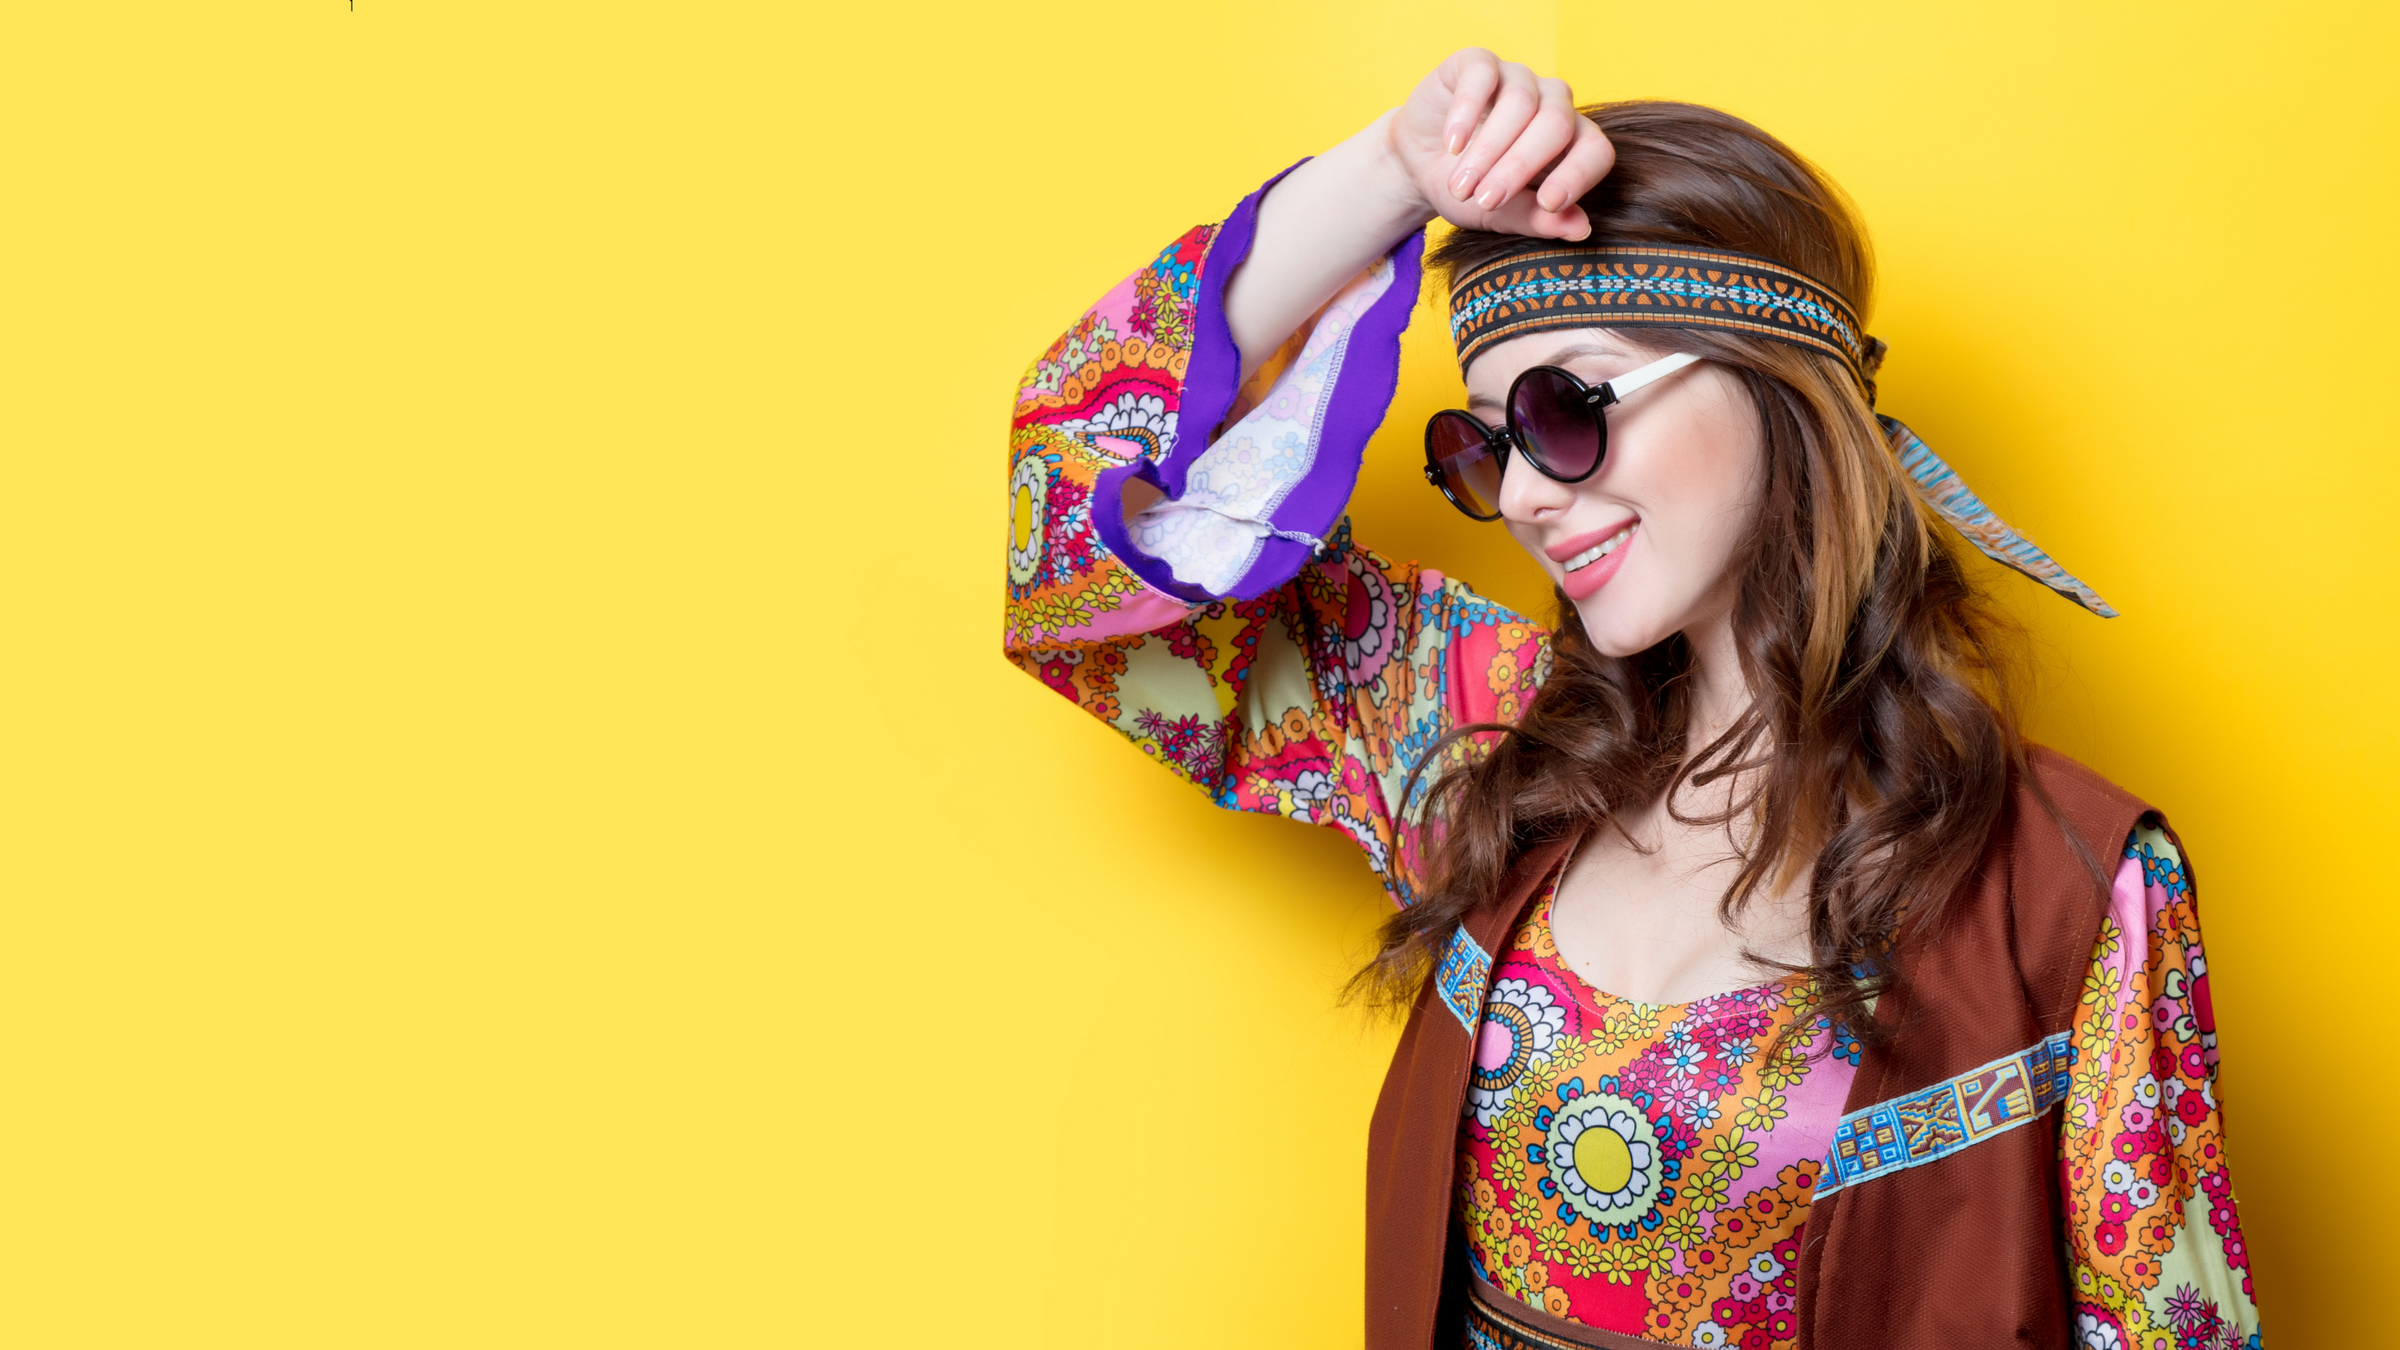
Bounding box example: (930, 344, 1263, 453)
(1532, 871, 1811, 1016)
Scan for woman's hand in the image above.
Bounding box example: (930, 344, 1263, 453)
(1220, 50, 1611, 382)
(1389, 48, 1613, 241)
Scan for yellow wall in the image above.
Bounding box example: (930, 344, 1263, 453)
(3, 2, 2386, 1345)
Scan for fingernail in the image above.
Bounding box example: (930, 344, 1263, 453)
(1446, 129, 1465, 155)
(1478, 184, 1506, 209)
(1450, 169, 1476, 200)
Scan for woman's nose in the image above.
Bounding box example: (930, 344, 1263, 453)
(1497, 445, 1578, 522)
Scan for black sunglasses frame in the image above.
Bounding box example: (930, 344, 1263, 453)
(1420, 353, 1699, 522)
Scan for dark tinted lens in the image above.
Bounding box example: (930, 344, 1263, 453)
(1508, 367, 1603, 481)
(1427, 412, 1504, 519)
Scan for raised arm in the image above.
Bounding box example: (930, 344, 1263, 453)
(1000, 50, 1608, 900)
(1224, 50, 1614, 383)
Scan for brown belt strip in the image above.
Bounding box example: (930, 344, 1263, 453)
(1463, 1275, 1670, 1350)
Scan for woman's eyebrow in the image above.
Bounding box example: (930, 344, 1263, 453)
(1542, 342, 1636, 366)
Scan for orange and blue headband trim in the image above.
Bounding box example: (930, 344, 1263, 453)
(1445, 242, 2117, 617)
(1449, 245, 1868, 380)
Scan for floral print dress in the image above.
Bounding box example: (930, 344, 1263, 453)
(1000, 172, 2262, 1349)
(1454, 825, 2257, 1349)
(1457, 880, 1845, 1348)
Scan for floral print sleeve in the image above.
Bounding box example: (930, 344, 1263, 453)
(1002, 172, 1547, 903)
(2062, 820, 2263, 1349)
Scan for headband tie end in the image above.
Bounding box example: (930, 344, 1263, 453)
(1883, 416, 2118, 619)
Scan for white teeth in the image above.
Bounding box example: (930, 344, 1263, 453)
(1562, 526, 1633, 573)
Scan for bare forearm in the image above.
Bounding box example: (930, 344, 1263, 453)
(1223, 112, 1433, 384)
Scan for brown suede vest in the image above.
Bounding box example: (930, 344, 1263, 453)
(1363, 747, 2154, 1349)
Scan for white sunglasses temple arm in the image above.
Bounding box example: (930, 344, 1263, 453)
(1602, 351, 1701, 401)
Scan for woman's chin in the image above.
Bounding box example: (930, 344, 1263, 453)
(1569, 601, 1675, 659)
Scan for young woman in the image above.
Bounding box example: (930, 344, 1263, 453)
(1001, 49, 2260, 1350)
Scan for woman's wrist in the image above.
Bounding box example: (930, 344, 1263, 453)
(1350, 108, 1443, 235)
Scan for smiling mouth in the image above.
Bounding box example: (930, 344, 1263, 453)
(1562, 526, 1635, 574)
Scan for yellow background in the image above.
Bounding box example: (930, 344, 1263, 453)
(3, 2, 2389, 1345)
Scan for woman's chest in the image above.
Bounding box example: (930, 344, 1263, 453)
(1547, 829, 1815, 1007)
(1455, 893, 1859, 1347)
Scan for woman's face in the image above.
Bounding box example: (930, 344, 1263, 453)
(1464, 329, 1767, 658)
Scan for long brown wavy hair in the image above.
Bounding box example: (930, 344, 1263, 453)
(1359, 101, 2032, 1045)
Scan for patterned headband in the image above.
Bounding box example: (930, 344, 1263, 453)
(1448, 244, 1868, 382)
(1446, 242, 2118, 618)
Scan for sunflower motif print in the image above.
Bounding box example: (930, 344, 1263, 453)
(1005, 452, 1050, 589)
(1544, 1085, 1674, 1229)
(1458, 884, 1854, 1346)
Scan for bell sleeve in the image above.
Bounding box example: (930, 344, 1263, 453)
(1000, 172, 1548, 905)
(2058, 819, 2264, 1348)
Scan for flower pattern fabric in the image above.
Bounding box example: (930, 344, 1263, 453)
(2062, 823, 2263, 1350)
(1004, 184, 1533, 905)
(1003, 186, 2261, 1346)
(1457, 882, 1852, 1346)
(1459, 828, 2260, 1348)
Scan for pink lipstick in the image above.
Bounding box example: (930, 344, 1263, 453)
(1549, 520, 1638, 601)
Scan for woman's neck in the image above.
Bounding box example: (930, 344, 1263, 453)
(1682, 609, 1751, 750)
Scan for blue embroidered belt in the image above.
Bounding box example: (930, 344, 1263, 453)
(1816, 1031, 2075, 1197)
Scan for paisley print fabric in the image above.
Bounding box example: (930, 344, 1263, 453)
(1004, 182, 1536, 905)
(1004, 189, 2260, 1345)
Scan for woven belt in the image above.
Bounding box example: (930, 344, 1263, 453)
(1463, 1273, 1671, 1350)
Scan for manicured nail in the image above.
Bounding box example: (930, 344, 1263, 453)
(1446, 128, 1466, 155)
(1450, 168, 1476, 200)
(1478, 184, 1507, 209)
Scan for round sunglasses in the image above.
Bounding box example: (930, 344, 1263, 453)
(1421, 351, 1700, 521)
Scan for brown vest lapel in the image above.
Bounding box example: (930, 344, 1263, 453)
(1365, 833, 1578, 1350)
(1793, 749, 2150, 1347)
